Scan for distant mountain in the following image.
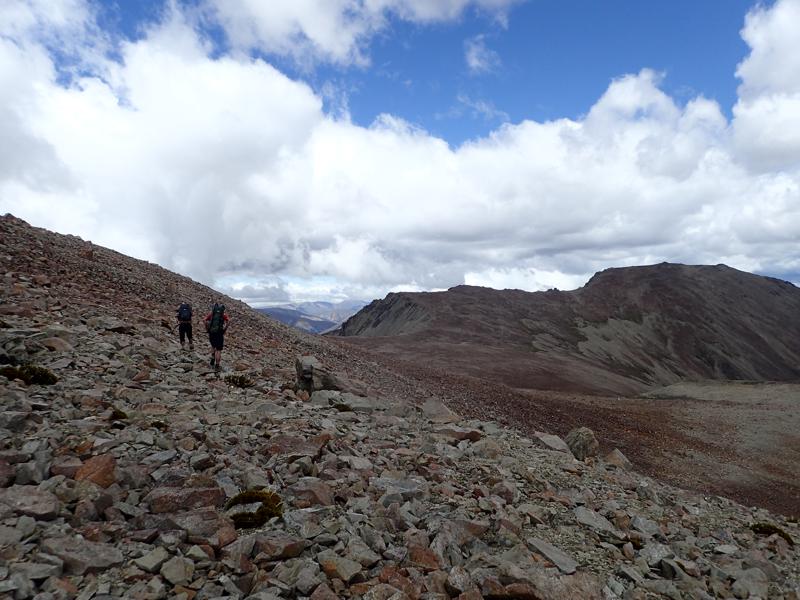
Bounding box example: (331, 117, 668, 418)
(334, 263, 800, 395)
(258, 300, 367, 334)
(289, 300, 368, 323)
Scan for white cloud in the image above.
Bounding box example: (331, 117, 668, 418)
(465, 268, 588, 291)
(205, 0, 522, 66)
(464, 34, 501, 74)
(0, 0, 799, 305)
(455, 94, 509, 121)
(732, 0, 800, 172)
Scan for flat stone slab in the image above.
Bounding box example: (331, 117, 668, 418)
(527, 537, 578, 574)
(41, 536, 123, 575)
(421, 398, 460, 424)
(533, 432, 570, 453)
(0, 486, 60, 520)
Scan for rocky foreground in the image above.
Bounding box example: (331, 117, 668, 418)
(1, 215, 799, 599)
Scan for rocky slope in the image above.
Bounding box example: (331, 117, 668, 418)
(1, 215, 799, 599)
(335, 265, 800, 395)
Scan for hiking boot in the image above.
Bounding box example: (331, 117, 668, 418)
(214, 362, 221, 374)
(209, 356, 215, 368)
(188, 343, 194, 350)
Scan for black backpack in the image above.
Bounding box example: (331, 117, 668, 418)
(209, 303, 225, 333)
(177, 303, 192, 321)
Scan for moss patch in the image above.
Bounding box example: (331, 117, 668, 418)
(110, 408, 129, 421)
(225, 374, 255, 388)
(751, 522, 795, 546)
(224, 488, 283, 529)
(0, 364, 58, 385)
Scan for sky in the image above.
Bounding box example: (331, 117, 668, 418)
(1, 0, 799, 305)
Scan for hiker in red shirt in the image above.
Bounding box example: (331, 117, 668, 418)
(204, 303, 229, 373)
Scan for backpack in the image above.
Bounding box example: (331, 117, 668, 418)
(177, 303, 192, 321)
(209, 303, 225, 333)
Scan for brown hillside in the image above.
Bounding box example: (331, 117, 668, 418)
(335, 263, 800, 395)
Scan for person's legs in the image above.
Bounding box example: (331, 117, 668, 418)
(179, 323, 186, 347)
(214, 334, 224, 370)
(209, 332, 223, 370)
(187, 324, 193, 350)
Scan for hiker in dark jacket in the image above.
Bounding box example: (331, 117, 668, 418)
(204, 303, 229, 373)
(176, 302, 193, 350)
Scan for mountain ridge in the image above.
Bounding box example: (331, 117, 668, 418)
(335, 262, 800, 395)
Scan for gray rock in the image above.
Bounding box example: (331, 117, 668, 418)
(346, 536, 381, 567)
(134, 547, 170, 573)
(527, 537, 578, 574)
(604, 448, 633, 470)
(533, 431, 571, 453)
(317, 549, 362, 582)
(640, 542, 673, 567)
(9, 562, 61, 580)
(0, 485, 60, 520)
(421, 398, 459, 424)
(41, 536, 124, 575)
(0, 524, 23, 545)
(445, 565, 473, 595)
(272, 558, 323, 594)
(574, 506, 622, 538)
(160, 555, 194, 586)
(731, 567, 769, 599)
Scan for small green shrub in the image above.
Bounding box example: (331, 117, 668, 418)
(224, 488, 283, 529)
(0, 364, 58, 385)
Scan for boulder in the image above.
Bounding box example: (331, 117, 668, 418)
(295, 355, 342, 392)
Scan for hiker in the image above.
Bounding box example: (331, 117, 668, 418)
(176, 302, 193, 350)
(204, 302, 229, 372)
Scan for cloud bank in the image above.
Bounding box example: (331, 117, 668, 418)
(1, 0, 799, 304)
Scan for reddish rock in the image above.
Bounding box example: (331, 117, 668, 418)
(264, 434, 332, 461)
(491, 480, 516, 504)
(75, 455, 116, 488)
(253, 532, 308, 560)
(131, 368, 150, 382)
(434, 426, 483, 442)
(309, 584, 338, 600)
(405, 544, 442, 572)
(171, 509, 236, 549)
(289, 477, 334, 507)
(39, 337, 73, 352)
(145, 486, 225, 513)
(50, 455, 83, 479)
(379, 566, 421, 599)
